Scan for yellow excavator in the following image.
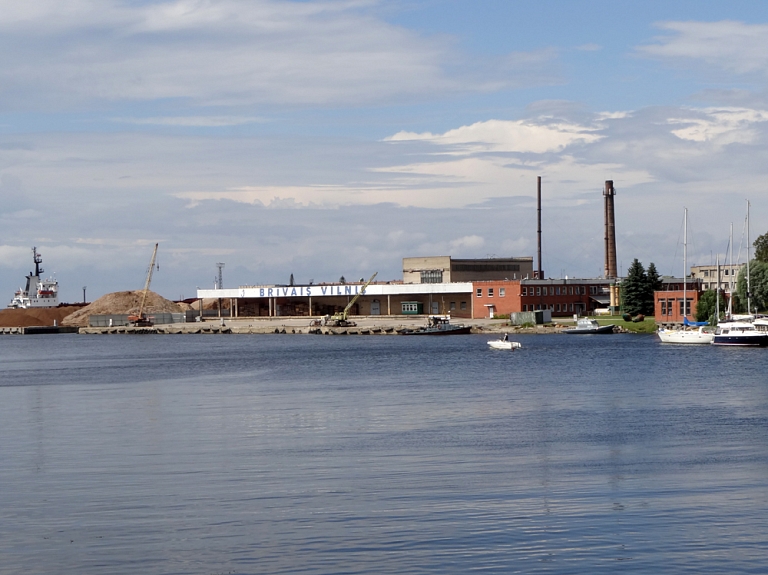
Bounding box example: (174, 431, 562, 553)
(320, 271, 378, 327)
(128, 243, 159, 327)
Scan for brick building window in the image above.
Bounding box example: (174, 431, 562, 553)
(476, 288, 482, 297)
(499, 288, 506, 297)
(488, 288, 494, 297)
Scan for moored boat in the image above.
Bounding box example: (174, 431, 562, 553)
(655, 208, 713, 344)
(712, 317, 768, 346)
(658, 325, 714, 344)
(399, 315, 471, 335)
(564, 318, 615, 334)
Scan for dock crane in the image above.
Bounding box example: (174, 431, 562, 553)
(128, 243, 159, 327)
(321, 271, 378, 327)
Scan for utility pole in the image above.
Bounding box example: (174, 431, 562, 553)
(82, 286, 87, 304)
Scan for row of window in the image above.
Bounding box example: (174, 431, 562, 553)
(701, 269, 736, 277)
(522, 303, 586, 312)
(522, 285, 588, 296)
(659, 298, 692, 316)
(476, 287, 506, 297)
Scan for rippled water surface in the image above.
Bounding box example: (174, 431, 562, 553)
(2, 333, 768, 574)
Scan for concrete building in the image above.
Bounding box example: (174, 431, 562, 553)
(690, 263, 745, 292)
(402, 256, 534, 284)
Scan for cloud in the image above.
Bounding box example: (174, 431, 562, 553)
(386, 119, 603, 154)
(638, 20, 768, 78)
(0, 0, 558, 110)
(668, 107, 768, 144)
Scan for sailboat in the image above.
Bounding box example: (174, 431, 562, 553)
(713, 201, 768, 346)
(657, 208, 714, 344)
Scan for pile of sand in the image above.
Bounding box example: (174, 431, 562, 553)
(0, 306, 83, 328)
(62, 291, 183, 327)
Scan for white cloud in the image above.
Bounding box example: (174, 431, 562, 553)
(668, 107, 768, 144)
(386, 119, 602, 154)
(0, 0, 557, 109)
(638, 21, 768, 77)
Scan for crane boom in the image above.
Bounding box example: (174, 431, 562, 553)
(129, 243, 158, 326)
(328, 272, 377, 324)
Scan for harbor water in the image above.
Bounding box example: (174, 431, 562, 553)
(1, 333, 767, 574)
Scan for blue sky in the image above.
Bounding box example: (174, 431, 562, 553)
(2, 0, 768, 300)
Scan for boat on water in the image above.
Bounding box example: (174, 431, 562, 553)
(564, 318, 615, 334)
(7, 247, 59, 309)
(657, 208, 713, 344)
(711, 203, 768, 346)
(658, 318, 714, 344)
(399, 315, 471, 335)
(712, 316, 768, 347)
(487, 334, 522, 350)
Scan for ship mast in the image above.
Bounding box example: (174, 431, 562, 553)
(33, 247, 43, 277)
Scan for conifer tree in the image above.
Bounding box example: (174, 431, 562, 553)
(622, 259, 648, 316)
(644, 262, 662, 315)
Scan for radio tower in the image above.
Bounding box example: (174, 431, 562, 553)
(216, 263, 225, 289)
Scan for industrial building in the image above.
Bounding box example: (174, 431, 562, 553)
(402, 256, 535, 283)
(196, 270, 615, 320)
(195, 178, 622, 321)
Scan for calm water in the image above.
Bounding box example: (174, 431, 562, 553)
(1, 332, 768, 574)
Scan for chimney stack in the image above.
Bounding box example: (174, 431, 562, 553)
(537, 176, 543, 279)
(603, 180, 617, 279)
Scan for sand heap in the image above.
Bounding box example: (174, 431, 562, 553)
(62, 291, 184, 327)
(0, 306, 83, 328)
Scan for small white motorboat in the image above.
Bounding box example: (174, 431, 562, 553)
(487, 334, 522, 350)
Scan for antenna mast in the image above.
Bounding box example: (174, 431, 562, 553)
(216, 263, 225, 289)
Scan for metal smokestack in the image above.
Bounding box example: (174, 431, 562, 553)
(537, 176, 542, 279)
(603, 180, 617, 279)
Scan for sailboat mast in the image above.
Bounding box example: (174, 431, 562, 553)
(728, 223, 734, 318)
(715, 254, 720, 325)
(683, 208, 687, 321)
(746, 200, 752, 316)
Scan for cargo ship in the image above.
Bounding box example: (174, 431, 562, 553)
(7, 247, 60, 309)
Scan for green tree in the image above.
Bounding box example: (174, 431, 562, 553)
(736, 260, 768, 312)
(644, 262, 662, 316)
(622, 259, 648, 316)
(754, 232, 768, 263)
(695, 289, 727, 324)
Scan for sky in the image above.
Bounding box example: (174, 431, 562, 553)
(3, 0, 768, 302)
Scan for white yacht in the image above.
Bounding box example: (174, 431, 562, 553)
(658, 323, 714, 344)
(712, 316, 768, 347)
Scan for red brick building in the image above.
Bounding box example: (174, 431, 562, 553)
(653, 277, 704, 323)
(472, 278, 615, 319)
